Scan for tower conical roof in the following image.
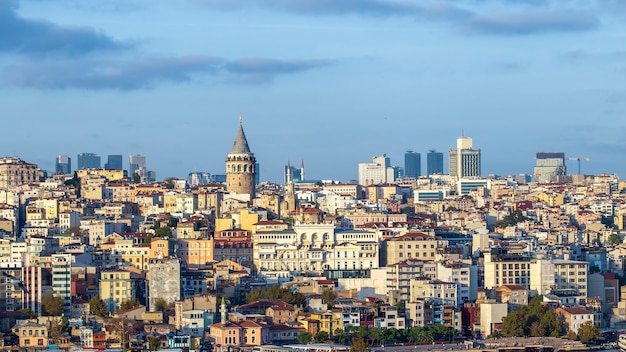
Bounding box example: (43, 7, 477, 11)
(230, 116, 251, 154)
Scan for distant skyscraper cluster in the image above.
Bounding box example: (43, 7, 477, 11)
(129, 154, 156, 183)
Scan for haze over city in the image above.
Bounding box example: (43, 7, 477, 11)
(1, 0, 625, 182)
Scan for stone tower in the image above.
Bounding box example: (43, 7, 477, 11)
(226, 116, 256, 197)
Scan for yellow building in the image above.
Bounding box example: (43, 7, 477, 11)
(101, 238, 151, 270)
(539, 192, 564, 207)
(77, 168, 126, 182)
(177, 238, 214, 266)
(36, 198, 59, 220)
(309, 310, 343, 336)
(150, 238, 174, 259)
(13, 321, 48, 349)
(384, 232, 445, 265)
(100, 268, 136, 312)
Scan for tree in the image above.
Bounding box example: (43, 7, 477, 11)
(154, 226, 172, 238)
(321, 289, 337, 308)
(108, 317, 136, 349)
(132, 172, 141, 184)
(351, 337, 370, 352)
(148, 336, 160, 351)
(314, 331, 329, 343)
(501, 296, 562, 338)
(41, 293, 64, 316)
(245, 286, 306, 307)
(154, 297, 171, 313)
(577, 321, 600, 344)
(333, 328, 350, 345)
(18, 308, 35, 319)
(90, 296, 107, 317)
(119, 298, 141, 311)
(608, 233, 622, 246)
(297, 332, 312, 344)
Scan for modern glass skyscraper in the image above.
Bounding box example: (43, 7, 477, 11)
(77, 153, 100, 170)
(105, 154, 123, 170)
(284, 160, 305, 184)
(404, 151, 421, 178)
(129, 154, 146, 177)
(426, 150, 444, 175)
(55, 155, 71, 174)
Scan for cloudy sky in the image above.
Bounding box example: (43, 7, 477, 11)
(1, 0, 625, 183)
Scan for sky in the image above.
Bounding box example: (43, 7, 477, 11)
(1, 0, 625, 183)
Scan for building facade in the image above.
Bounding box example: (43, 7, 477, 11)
(404, 151, 421, 179)
(534, 152, 566, 183)
(55, 155, 71, 174)
(449, 136, 481, 179)
(426, 150, 444, 175)
(77, 153, 101, 170)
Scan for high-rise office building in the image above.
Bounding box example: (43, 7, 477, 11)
(129, 154, 155, 183)
(284, 160, 305, 184)
(449, 136, 481, 179)
(534, 152, 566, 183)
(129, 154, 146, 177)
(426, 150, 444, 175)
(404, 151, 421, 179)
(105, 154, 123, 170)
(55, 155, 71, 174)
(77, 153, 100, 170)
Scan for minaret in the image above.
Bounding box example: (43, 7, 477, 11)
(220, 296, 227, 326)
(225, 115, 256, 197)
(300, 159, 305, 181)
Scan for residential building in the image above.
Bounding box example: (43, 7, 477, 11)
(13, 321, 48, 349)
(0, 157, 43, 189)
(427, 150, 444, 175)
(51, 253, 72, 314)
(556, 307, 597, 334)
(100, 268, 136, 313)
(148, 258, 181, 310)
(226, 118, 256, 197)
(495, 285, 529, 307)
(383, 232, 445, 266)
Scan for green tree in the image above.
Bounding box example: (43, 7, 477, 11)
(18, 308, 35, 319)
(608, 233, 622, 246)
(245, 286, 306, 307)
(89, 296, 107, 317)
(119, 298, 141, 311)
(154, 297, 171, 313)
(41, 293, 64, 316)
(350, 337, 370, 352)
(297, 332, 312, 344)
(59, 315, 69, 333)
(577, 321, 600, 344)
(154, 226, 172, 238)
(321, 289, 337, 308)
(333, 328, 350, 345)
(495, 209, 530, 228)
(501, 296, 562, 338)
(148, 336, 160, 351)
(314, 331, 329, 343)
(132, 172, 141, 184)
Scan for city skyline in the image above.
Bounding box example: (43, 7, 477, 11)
(1, 0, 625, 183)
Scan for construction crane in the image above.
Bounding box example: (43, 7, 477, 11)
(567, 157, 590, 175)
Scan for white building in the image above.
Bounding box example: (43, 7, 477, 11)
(358, 154, 397, 186)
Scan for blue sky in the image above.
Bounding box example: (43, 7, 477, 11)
(1, 0, 625, 183)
